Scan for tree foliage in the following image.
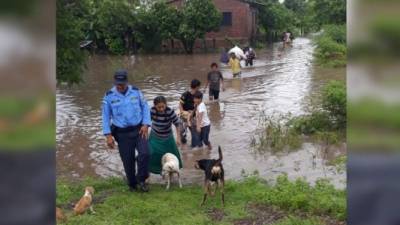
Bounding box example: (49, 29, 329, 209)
(96, 0, 137, 54)
(177, 0, 221, 53)
(310, 0, 346, 27)
(322, 81, 346, 128)
(283, 0, 310, 35)
(134, 1, 180, 52)
(57, 0, 347, 84)
(314, 24, 346, 67)
(259, 0, 295, 42)
(152, 2, 180, 41)
(56, 0, 87, 84)
(258, 0, 346, 39)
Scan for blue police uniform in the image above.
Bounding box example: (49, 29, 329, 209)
(102, 84, 151, 189)
(102, 85, 151, 134)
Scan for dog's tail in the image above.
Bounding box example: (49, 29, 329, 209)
(217, 146, 223, 163)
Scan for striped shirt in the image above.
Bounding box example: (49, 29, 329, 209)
(150, 106, 181, 138)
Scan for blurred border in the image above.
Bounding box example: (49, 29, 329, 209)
(348, 0, 400, 224)
(0, 0, 55, 224)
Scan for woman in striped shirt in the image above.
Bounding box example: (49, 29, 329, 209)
(148, 96, 183, 175)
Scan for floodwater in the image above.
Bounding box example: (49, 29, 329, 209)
(56, 37, 346, 188)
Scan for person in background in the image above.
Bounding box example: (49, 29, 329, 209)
(148, 96, 183, 175)
(244, 47, 256, 66)
(228, 53, 241, 78)
(102, 69, 151, 192)
(220, 48, 229, 64)
(179, 79, 201, 147)
(193, 91, 212, 150)
(283, 31, 292, 48)
(204, 62, 224, 101)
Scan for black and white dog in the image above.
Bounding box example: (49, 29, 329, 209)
(195, 146, 224, 206)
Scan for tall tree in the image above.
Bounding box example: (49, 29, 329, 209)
(134, 1, 180, 52)
(176, 0, 221, 54)
(56, 0, 87, 84)
(311, 0, 346, 27)
(284, 0, 306, 13)
(152, 1, 180, 41)
(96, 0, 137, 54)
(259, 1, 295, 42)
(284, 0, 307, 35)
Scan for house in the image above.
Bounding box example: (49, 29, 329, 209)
(166, 0, 263, 51)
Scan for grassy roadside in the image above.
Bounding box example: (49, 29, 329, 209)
(314, 24, 346, 68)
(57, 175, 346, 225)
(251, 81, 346, 155)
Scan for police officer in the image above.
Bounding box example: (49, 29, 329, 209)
(102, 69, 151, 192)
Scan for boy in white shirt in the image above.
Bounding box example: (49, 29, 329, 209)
(193, 91, 212, 150)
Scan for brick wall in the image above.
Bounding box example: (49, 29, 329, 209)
(166, 0, 257, 49)
(206, 0, 252, 39)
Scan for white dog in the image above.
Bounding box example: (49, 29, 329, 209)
(161, 153, 182, 190)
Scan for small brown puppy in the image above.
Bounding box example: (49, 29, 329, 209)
(56, 207, 66, 223)
(195, 146, 224, 206)
(73, 186, 95, 215)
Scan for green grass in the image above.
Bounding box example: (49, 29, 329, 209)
(56, 175, 345, 225)
(251, 114, 302, 152)
(0, 97, 55, 150)
(327, 155, 347, 173)
(314, 24, 347, 68)
(252, 80, 346, 153)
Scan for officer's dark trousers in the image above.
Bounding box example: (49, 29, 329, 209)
(112, 127, 149, 188)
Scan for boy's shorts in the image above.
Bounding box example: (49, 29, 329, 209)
(209, 89, 220, 100)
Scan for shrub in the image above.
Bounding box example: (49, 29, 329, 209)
(323, 24, 346, 43)
(253, 81, 346, 152)
(314, 24, 346, 67)
(57, 0, 87, 84)
(288, 111, 333, 135)
(263, 175, 346, 220)
(315, 36, 346, 67)
(105, 38, 125, 55)
(322, 81, 346, 129)
(253, 114, 302, 152)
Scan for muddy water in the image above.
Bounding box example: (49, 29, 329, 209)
(57, 38, 346, 188)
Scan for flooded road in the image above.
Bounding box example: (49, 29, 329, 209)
(56, 37, 346, 188)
